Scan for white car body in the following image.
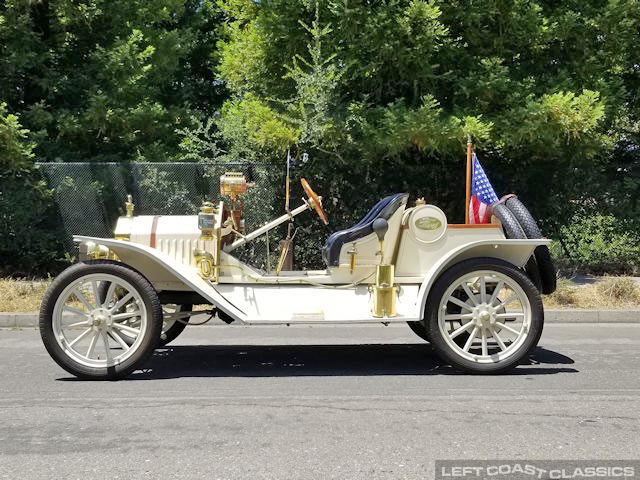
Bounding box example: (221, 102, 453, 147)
(75, 198, 548, 325)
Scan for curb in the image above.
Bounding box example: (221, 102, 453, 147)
(545, 309, 639, 323)
(0, 310, 639, 329)
(0, 313, 40, 329)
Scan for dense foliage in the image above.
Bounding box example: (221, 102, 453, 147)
(0, 104, 66, 274)
(1, 0, 639, 274)
(209, 0, 640, 269)
(1, 0, 226, 273)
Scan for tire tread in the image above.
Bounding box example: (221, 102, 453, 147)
(39, 260, 162, 380)
(425, 257, 544, 374)
(505, 197, 557, 294)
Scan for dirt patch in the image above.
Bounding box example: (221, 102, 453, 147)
(0, 278, 51, 313)
(544, 277, 640, 309)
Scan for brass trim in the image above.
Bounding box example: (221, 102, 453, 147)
(347, 244, 357, 273)
(195, 200, 224, 283)
(371, 264, 397, 318)
(415, 216, 442, 231)
(125, 194, 135, 218)
(194, 249, 215, 281)
(198, 201, 217, 240)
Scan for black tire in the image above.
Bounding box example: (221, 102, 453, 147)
(39, 261, 163, 380)
(523, 255, 543, 293)
(505, 197, 557, 294)
(425, 258, 544, 374)
(160, 305, 192, 346)
(492, 203, 544, 292)
(407, 321, 430, 342)
(97, 281, 190, 347)
(492, 203, 525, 239)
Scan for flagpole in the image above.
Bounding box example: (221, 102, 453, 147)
(285, 149, 290, 213)
(465, 135, 472, 224)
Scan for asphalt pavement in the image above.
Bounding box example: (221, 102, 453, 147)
(1, 323, 639, 479)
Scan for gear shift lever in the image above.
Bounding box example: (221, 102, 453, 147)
(372, 218, 388, 240)
(370, 218, 396, 318)
(372, 218, 388, 261)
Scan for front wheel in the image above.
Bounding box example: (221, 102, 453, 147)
(39, 261, 163, 380)
(406, 321, 430, 342)
(97, 281, 191, 347)
(425, 258, 544, 374)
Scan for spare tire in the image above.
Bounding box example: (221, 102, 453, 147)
(504, 197, 557, 294)
(492, 203, 544, 293)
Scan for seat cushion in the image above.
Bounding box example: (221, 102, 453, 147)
(322, 193, 408, 267)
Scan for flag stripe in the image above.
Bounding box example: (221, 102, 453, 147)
(468, 154, 498, 224)
(481, 203, 489, 223)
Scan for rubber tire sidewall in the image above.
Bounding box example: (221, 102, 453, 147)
(493, 203, 544, 293)
(39, 261, 163, 380)
(505, 197, 557, 294)
(160, 305, 191, 346)
(407, 321, 430, 342)
(96, 280, 189, 348)
(425, 258, 544, 374)
(493, 203, 525, 240)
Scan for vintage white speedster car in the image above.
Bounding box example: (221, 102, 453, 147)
(39, 174, 556, 379)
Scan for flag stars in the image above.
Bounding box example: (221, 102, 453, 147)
(470, 154, 499, 212)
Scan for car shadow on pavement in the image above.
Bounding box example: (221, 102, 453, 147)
(113, 343, 576, 380)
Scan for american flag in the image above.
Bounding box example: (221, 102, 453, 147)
(469, 153, 499, 224)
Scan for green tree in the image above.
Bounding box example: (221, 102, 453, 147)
(0, 0, 226, 163)
(207, 0, 639, 268)
(2, 0, 640, 273)
(0, 102, 35, 171)
(0, 104, 65, 275)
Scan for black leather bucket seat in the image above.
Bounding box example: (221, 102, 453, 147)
(322, 193, 409, 267)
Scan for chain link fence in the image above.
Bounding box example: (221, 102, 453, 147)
(37, 162, 285, 270)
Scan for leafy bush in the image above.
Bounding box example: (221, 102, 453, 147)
(0, 169, 68, 276)
(136, 167, 200, 215)
(0, 102, 34, 171)
(551, 214, 640, 275)
(0, 104, 67, 276)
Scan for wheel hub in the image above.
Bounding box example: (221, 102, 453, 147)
(472, 304, 496, 327)
(91, 308, 112, 329)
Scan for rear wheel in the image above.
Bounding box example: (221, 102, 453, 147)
(159, 305, 192, 346)
(425, 258, 544, 374)
(39, 261, 162, 380)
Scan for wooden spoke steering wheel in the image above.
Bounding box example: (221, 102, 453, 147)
(300, 178, 329, 225)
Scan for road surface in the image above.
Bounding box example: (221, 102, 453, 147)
(0, 323, 639, 479)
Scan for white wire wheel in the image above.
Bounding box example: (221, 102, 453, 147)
(425, 258, 544, 374)
(98, 297, 192, 348)
(158, 304, 192, 346)
(39, 261, 163, 380)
